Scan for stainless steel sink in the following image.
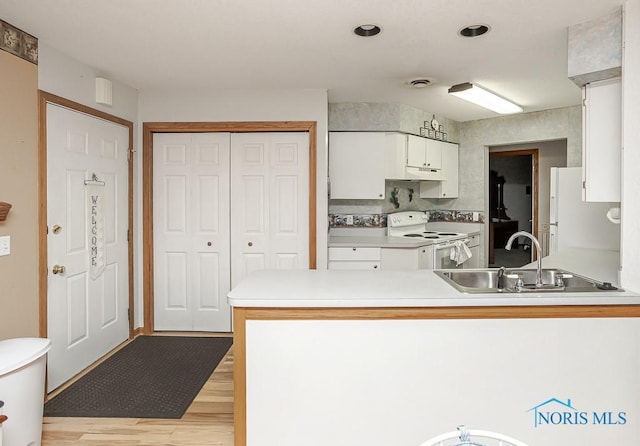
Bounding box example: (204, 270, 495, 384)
(434, 268, 621, 293)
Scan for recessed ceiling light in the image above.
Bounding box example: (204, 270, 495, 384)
(459, 24, 490, 38)
(353, 24, 382, 37)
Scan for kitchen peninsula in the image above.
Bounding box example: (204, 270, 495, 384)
(229, 269, 640, 446)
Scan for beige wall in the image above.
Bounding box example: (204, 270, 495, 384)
(0, 50, 39, 339)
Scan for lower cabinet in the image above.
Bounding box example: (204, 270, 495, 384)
(328, 247, 381, 270)
(329, 246, 436, 270)
(380, 246, 433, 270)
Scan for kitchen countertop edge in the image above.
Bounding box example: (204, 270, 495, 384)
(228, 269, 640, 308)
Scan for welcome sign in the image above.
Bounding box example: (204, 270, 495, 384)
(86, 183, 106, 279)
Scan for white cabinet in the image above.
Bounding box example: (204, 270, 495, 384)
(419, 142, 459, 198)
(380, 246, 433, 270)
(385, 133, 443, 181)
(329, 132, 386, 199)
(582, 77, 621, 202)
(328, 247, 381, 270)
(407, 135, 441, 170)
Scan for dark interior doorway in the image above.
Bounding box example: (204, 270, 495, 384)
(488, 150, 538, 267)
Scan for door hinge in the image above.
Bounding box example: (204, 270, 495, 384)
(128, 308, 130, 321)
(127, 148, 136, 162)
(582, 180, 586, 189)
(127, 229, 130, 242)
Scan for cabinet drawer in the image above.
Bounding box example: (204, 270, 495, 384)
(328, 261, 381, 270)
(328, 247, 381, 261)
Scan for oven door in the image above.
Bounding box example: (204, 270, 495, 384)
(433, 239, 470, 269)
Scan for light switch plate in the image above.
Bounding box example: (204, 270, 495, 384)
(0, 236, 10, 256)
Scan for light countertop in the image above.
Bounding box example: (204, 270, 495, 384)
(228, 269, 640, 308)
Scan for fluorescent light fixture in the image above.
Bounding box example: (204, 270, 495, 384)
(448, 82, 523, 114)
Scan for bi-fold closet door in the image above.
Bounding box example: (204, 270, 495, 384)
(153, 132, 309, 332)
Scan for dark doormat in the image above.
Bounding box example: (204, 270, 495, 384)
(44, 335, 232, 419)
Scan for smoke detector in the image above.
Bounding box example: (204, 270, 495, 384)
(405, 78, 435, 88)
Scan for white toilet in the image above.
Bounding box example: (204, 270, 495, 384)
(0, 338, 51, 446)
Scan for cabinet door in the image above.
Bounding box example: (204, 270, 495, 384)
(439, 142, 458, 198)
(408, 135, 441, 170)
(406, 134, 427, 168)
(419, 143, 458, 198)
(424, 139, 442, 170)
(583, 77, 621, 202)
(329, 132, 386, 199)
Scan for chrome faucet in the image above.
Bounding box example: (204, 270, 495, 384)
(505, 231, 543, 287)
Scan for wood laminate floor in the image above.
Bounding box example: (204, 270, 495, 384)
(42, 343, 234, 445)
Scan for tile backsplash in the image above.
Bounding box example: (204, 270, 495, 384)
(329, 210, 484, 228)
(329, 214, 387, 228)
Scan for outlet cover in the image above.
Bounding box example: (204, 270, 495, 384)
(0, 236, 10, 256)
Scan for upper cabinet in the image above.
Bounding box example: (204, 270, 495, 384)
(385, 133, 443, 181)
(329, 131, 457, 200)
(419, 141, 459, 199)
(406, 135, 442, 171)
(329, 132, 386, 199)
(582, 77, 621, 202)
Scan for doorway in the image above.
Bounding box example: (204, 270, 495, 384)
(38, 91, 134, 391)
(142, 121, 318, 334)
(488, 149, 538, 267)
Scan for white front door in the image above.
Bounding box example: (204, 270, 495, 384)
(46, 104, 130, 392)
(153, 133, 231, 331)
(230, 132, 309, 287)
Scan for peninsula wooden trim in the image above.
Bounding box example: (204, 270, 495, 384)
(142, 121, 318, 333)
(37, 91, 135, 339)
(240, 305, 640, 320)
(233, 308, 248, 446)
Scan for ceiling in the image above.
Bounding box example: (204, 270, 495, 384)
(0, 0, 623, 122)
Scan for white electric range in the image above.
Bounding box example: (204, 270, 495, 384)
(387, 211, 473, 269)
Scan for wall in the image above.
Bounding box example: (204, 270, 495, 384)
(329, 102, 460, 143)
(38, 44, 139, 122)
(0, 50, 39, 338)
(621, 0, 640, 292)
(37, 45, 329, 329)
(455, 107, 579, 265)
(567, 8, 623, 86)
(138, 88, 329, 327)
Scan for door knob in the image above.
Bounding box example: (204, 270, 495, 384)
(248, 242, 253, 247)
(52, 265, 66, 275)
